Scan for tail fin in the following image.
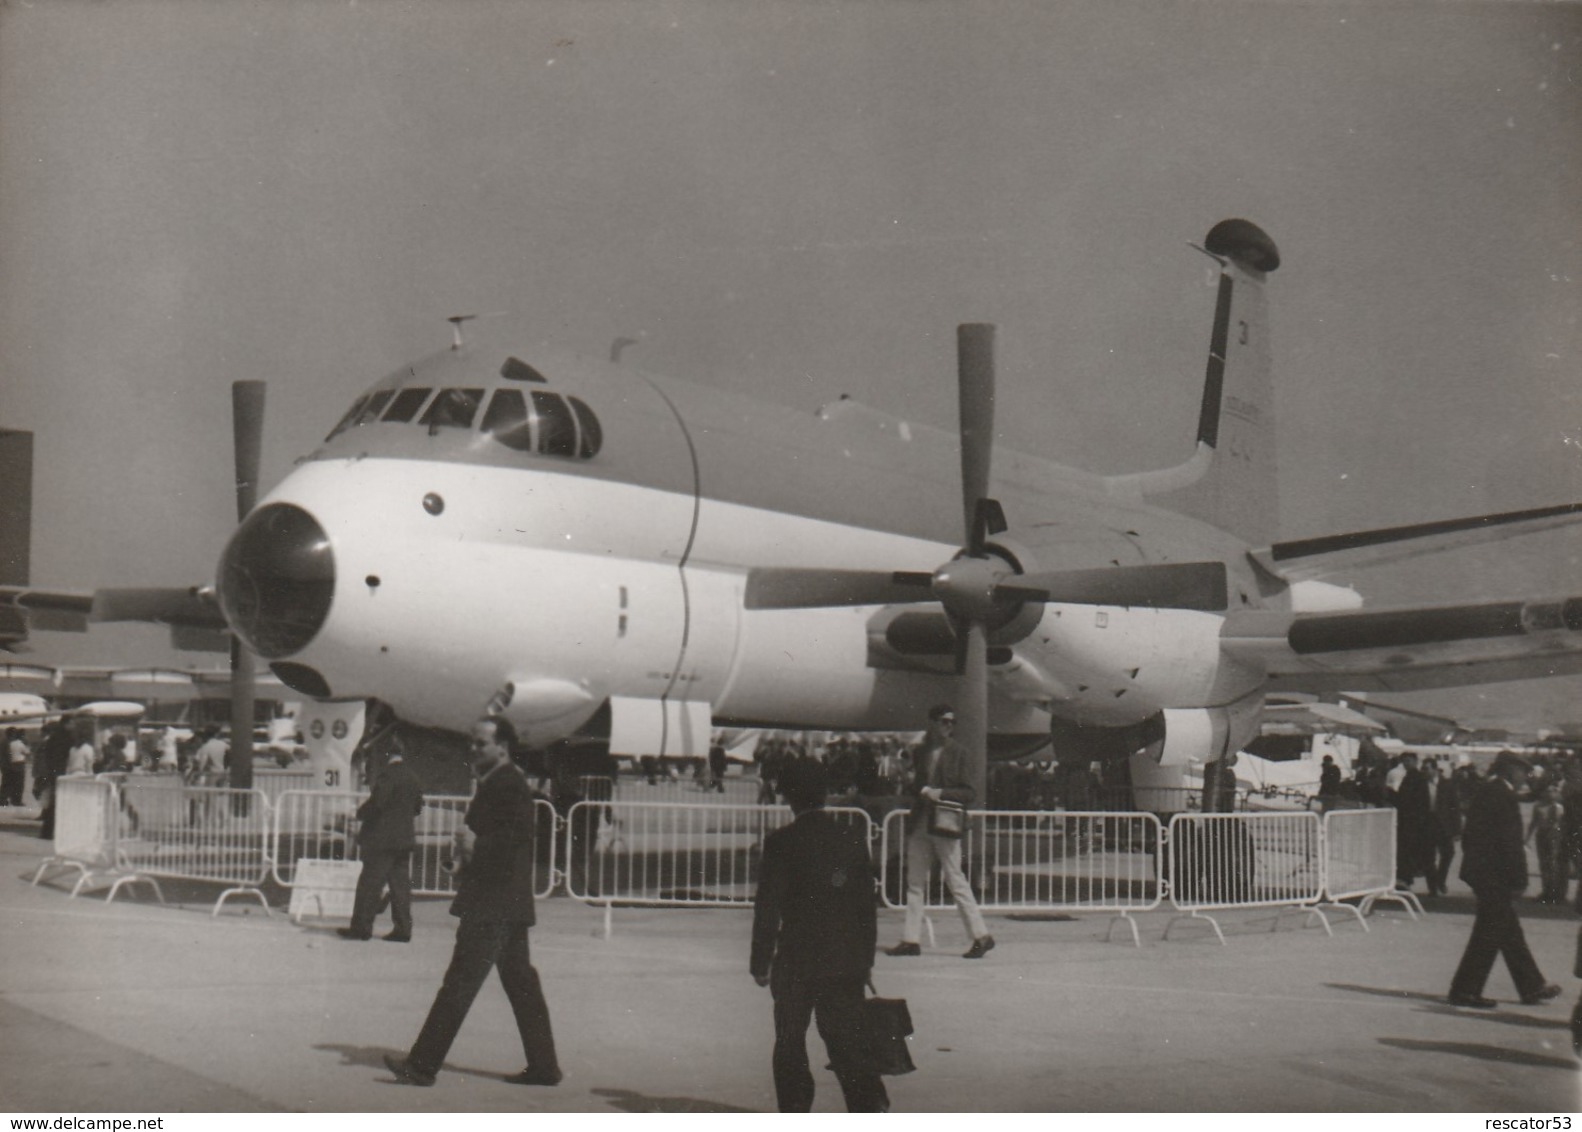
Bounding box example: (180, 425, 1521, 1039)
(0, 430, 32, 586)
(1147, 219, 1280, 545)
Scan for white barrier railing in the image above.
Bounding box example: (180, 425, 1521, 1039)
(878, 808, 1165, 946)
(596, 775, 764, 807)
(251, 768, 319, 808)
(33, 781, 1409, 946)
(563, 800, 874, 935)
(112, 779, 272, 915)
(1164, 811, 1327, 944)
(270, 790, 559, 901)
(30, 776, 157, 901)
(1320, 807, 1419, 926)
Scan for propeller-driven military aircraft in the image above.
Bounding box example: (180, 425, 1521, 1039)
(6, 218, 1582, 802)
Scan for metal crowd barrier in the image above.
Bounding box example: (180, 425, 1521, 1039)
(878, 809, 1166, 946)
(1319, 807, 1419, 926)
(35, 778, 1409, 947)
(562, 800, 873, 936)
(251, 768, 319, 808)
(30, 776, 162, 903)
(270, 790, 559, 901)
(590, 774, 763, 807)
(113, 778, 272, 915)
(1163, 811, 1327, 944)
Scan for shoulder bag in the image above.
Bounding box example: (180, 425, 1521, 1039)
(928, 799, 967, 839)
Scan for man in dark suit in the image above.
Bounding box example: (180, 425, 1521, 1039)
(1427, 761, 1462, 897)
(752, 759, 888, 1113)
(339, 737, 424, 942)
(1447, 751, 1560, 1009)
(385, 716, 561, 1087)
(883, 704, 994, 959)
(1392, 752, 1435, 891)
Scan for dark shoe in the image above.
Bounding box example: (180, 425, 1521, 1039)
(963, 935, 996, 960)
(1520, 983, 1562, 1006)
(883, 942, 921, 957)
(505, 1066, 563, 1087)
(1446, 992, 1497, 1009)
(337, 928, 372, 941)
(383, 1054, 435, 1087)
(382, 932, 411, 943)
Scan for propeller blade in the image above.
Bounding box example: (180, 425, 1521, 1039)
(970, 498, 1008, 555)
(743, 568, 934, 611)
(994, 561, 1229, 612)
(957, 324, 996, 552)
(956, 617, 990, 806)
(91, 587, 226, 627)
(230, 637, 257, 793)
(232, 381, 266, 522)
(229, 380, 266, 793)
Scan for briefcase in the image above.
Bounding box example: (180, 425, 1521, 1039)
(859, 981, 916, 1076)
(928, 799, 967, 839)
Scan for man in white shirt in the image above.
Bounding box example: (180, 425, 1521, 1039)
(66, 736, 96, 777)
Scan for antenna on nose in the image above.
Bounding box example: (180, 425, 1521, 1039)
(448, 315, 478, 350)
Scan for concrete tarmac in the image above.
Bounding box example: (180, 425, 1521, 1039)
(1, 810, 1578, 1114)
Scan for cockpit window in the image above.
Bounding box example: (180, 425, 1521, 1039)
(532, 390, 577, 457)
(325, 394, 371, 442)
(480, 389, 602, 460)
(383, 388, 434, 424)
(354, 391, 395, 426)
(420, 388, 484, 431)
(325, 373, 603, 462)
(481, 389, 533, 451)
(569, 396, 603, 458)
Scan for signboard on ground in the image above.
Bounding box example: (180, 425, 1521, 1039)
(287, 858, 362, 923)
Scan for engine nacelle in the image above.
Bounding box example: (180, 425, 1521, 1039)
(1153, 698, 1263, 767)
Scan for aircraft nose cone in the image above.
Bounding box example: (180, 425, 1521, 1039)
(217, 503, 335, 659)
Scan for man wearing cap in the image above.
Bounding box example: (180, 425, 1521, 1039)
(884, 704, 994, 960)
(751, 759, 888, 1112)
(1447, 751, 1560, 1009)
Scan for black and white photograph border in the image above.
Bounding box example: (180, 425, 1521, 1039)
(1, 0, 1580, 1118)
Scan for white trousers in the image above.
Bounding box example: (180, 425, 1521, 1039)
(902, 825, 988, 944)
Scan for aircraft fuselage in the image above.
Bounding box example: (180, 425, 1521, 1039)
(220, 328, 1268, 749)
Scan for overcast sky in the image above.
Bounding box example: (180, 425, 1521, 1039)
(2, 0, 1578, 730)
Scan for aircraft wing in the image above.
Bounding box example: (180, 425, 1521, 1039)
(0, 585, 230, 653)
(1250, 502, 1582, 582)
(0, 587, 93, 649)
(1261, 701, 1387, 734)
(1221, 595, 1582, 695)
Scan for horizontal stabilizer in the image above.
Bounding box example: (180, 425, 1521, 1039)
(1252, 502, 1582, 582)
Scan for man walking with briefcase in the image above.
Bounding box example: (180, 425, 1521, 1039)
(751, 759, 889, 1112)
(884, 704, 995, 960)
